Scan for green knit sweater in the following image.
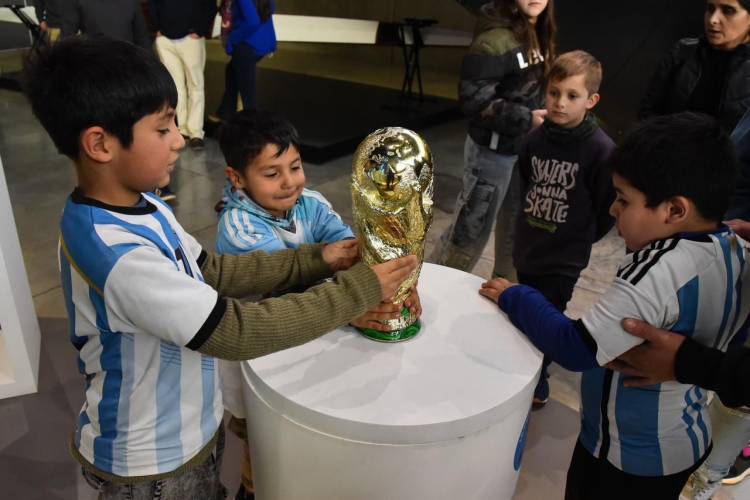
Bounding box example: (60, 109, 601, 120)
(195, 243, 383, 360)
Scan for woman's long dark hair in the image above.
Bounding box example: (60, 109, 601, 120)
(496, 0, 558, 73)
(255, 0, 272, 23)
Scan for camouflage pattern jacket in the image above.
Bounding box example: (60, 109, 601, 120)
(460, 7, 545, 155)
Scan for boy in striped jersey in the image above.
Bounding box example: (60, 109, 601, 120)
(23, 37, 417, 499)
(479, 112, 750, 499)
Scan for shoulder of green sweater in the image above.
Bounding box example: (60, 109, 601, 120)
(470, 26, 520, 56)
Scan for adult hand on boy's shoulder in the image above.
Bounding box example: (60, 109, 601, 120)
(323, 239, 360, 272)
(605, 318, 683, 387)
(478, 278, 517, 304)
(726, 219, 750, 240)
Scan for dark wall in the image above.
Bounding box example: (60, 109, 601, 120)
(555, 0, 706, 137)
(278, 0, 709, 137)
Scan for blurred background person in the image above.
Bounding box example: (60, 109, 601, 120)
(640, 0, 750, 131)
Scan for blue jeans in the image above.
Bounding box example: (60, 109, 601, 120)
(434, 135, 519, 274)
(688, 398, 750, 493)
(81, 427, 226, 500)
(217, 43, 262, 119)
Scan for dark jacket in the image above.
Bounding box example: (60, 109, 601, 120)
(149, 0, 217, 39)
(459, 7, 545, 155)
(513, 114, 616, 279)
(73, 0, 151, 49)
(639, 37, 750, 131)
(727, 107, 750, 220)
(677, 339, 750, 408)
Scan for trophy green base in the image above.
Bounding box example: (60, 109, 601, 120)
(357, 308, 421, 343)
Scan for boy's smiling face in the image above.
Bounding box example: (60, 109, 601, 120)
(227, 143, 305, 218)
(116, 107, 184, 193)
(545, 73, 600, 129)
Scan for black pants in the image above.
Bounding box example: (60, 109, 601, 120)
(565, 440, 708, 500)
(517, 272, 577, 383)
(217, 43, 262, 119)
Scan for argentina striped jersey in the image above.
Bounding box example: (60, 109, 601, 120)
(59, 190, 224, 477)
(580, 229, 750, 475)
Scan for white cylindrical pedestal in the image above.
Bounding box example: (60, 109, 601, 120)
(241, 263, 542, 499)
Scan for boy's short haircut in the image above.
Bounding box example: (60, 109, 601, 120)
(23, 36, 177, 159)
(219, 109, 300, 171)
(548, 50, 603, 95)
(611, 112, 737, 221)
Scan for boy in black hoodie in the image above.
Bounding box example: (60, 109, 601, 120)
(513, 50, 616, 406)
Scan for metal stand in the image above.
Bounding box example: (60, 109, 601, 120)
(7, 4, 47, 52)
(397, 18, 437, 101)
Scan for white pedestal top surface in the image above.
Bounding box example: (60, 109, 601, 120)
(244, 263, 542, 445)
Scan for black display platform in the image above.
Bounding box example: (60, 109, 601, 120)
(255, 68, 460, 163)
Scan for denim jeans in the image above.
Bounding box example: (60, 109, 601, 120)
(687, 398, 750, 496)
(216, 43, 263, 119)
(433, 135, 518, 273)
(81, 426, 227, 500)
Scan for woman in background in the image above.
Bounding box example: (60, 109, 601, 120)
(640, 0, 750, 131)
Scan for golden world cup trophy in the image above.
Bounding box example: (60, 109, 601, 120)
(351, 127, 434, 342)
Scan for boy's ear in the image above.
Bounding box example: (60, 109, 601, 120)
(225, 166, 244, 189)
(665, 196, 690, 224)
(586, 93, 601, 110)
(80, 126, 117, 164)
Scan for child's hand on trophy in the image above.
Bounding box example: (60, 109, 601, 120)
(371, 256, 418, 301)
(479, 278, 518, 303)
(322, 239, 360, 271)
(404, 287, 422, 318)
(350, 302, 402, 331)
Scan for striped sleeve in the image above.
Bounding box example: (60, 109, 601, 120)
(216, 208, 286, 255)
(583, 242, 680, 365)
(104, 245, 219, 347)
(303, 190, 355, 244)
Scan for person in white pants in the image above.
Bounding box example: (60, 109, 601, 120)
(150, 0, 217, 150)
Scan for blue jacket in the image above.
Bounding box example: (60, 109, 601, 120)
(216, 182, 354, 255)
(228, 0, 276, 56)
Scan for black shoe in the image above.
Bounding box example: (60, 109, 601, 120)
(723, 450, 750, 485)
(189, 137, 205, 150)
(156, 187, 176, 202)
(234, 485, 254, 500)
(531, 374, 550, 409)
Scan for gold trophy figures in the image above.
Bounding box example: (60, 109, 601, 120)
(351, 127, 434, 342)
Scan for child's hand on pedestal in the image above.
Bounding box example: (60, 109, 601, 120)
(479, 278, 518, 304)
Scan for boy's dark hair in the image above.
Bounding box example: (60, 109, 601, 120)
(611, 112, 737, 221)
(548, 50, 603, 95)
(23, 36, 177, 159)
(219, 109, 300, 171)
